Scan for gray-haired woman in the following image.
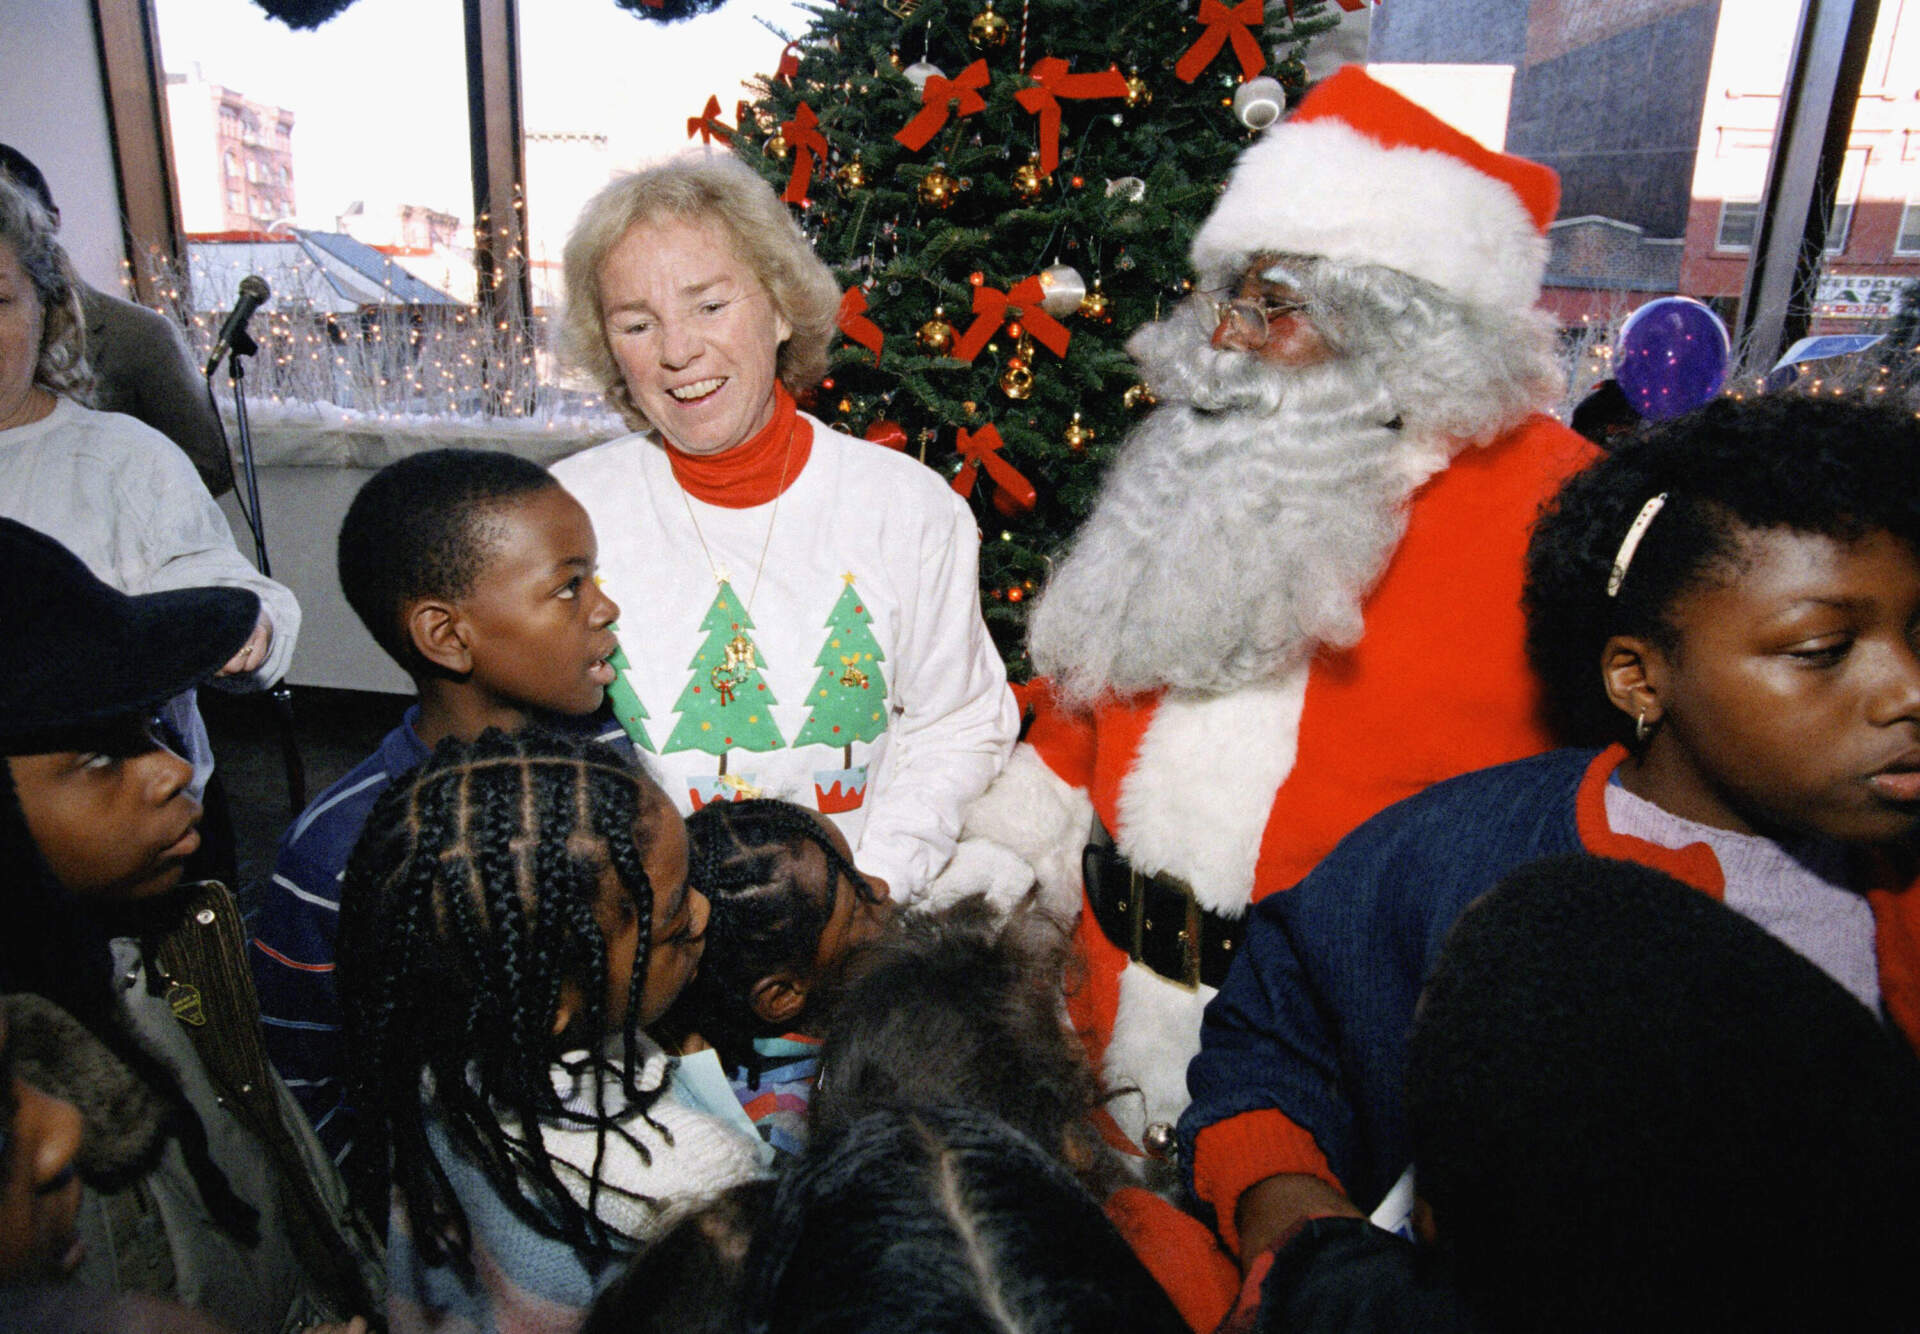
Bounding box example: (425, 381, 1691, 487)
(554, 154, 1014, 905)
(0, 173, 298, 800)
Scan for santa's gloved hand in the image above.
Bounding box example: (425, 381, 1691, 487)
(917, 835, 1042, 917)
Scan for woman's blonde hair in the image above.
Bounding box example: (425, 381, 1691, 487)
(0, 175, 93, 404)
(560, 154, 840, 432)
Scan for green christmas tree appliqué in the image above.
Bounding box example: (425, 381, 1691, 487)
(662, 580, 785, 775)
(794, 573, 889, 767)
(604, 634, 655, 753)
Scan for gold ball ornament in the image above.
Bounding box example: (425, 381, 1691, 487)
(918, 167, 959, 209)
(1124, 71, 1152, 108)
(1077, 285, 1111, 322)
(1012, 156, 1047, 202)
(836, 156, 868, 189)
(968, 2, 1010, 49)
(1122, 381, 1156, 410)
(1064, 412, 1095, 452)
(917, 310, 957, 355)
(765, 130, 790, 161)
(1000, 360, 1034, 400)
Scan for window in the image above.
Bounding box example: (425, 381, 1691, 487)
(1824, 200, 1853, 254)
(1897, 199, 1920, 254)
(1717, 200, 1759, 251)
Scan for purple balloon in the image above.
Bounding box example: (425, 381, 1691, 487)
(1614, 297, 1731, 421)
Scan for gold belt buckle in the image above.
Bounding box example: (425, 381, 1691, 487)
(1126, 865, 1204, 992)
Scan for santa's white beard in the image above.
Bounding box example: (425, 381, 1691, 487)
(1029, 305, 1453, 708)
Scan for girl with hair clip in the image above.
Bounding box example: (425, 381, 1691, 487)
(1180, 393, 1920, 1282)
(663, 798, 892, 1157)
(337, 728, 764, 1333)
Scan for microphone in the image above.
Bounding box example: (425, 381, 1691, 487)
(205, 275, 271, 375)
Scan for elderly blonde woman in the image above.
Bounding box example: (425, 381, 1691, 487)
(0, 174, 297, 799)
(555, 155, 1015, 903)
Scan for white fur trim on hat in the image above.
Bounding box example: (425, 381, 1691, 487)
(1191, 119, 1548, 312)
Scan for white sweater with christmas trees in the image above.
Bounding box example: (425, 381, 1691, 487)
(554, 416, 1017, 898)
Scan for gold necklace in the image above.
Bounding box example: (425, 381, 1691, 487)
(676, 418, 799, 700)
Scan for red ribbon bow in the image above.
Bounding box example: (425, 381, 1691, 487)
(778, 41, 802, 83)
(686, 95, 734, 144)
(838, 286, 884, 365)
(780, 102, 829, 205)
(894, 59, 991, 152)
(952, 276, 1071, 364)
(1174, 0, 1267, 84)
(1014, 57, 1130, 176)
(952, 424, 1036, 513)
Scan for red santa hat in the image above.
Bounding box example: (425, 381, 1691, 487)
(1190, 65, 1560, 312)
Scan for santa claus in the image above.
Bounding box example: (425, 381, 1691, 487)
(943, 66, 1596, 1146)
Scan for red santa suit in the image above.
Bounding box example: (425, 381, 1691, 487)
(947, 68, 1597, 1143)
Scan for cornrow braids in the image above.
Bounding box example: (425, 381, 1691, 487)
(338, 726, 673, 1267)
(674, 800, 880, 1080)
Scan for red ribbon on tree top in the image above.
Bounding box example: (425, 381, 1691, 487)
(894, 59, 990, 152)
(686, 95, 734, 144)
(952, 276, 1071, 363)
(1174, 0, 1266, 83)
(778, 41, 802, 83)
(952, 424, 1036, 513)
(1014, 57, 1130, 176)
(838, 286, 884, 365)
(780, 102, 829, 205)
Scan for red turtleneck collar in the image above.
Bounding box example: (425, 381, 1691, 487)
(664, 385, 813, 509)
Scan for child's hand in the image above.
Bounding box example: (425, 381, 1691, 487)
(676, 1031, 712, 1054)
(216, 612, 273, 677)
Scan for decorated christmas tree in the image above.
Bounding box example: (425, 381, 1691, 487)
(793, 574, 891, 766)
(662, 580, 786, 789)
(727, 0, 1348, 673)
(605, 636, 657, 753)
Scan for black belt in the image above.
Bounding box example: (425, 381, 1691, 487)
(1083, 821, 1244, 991)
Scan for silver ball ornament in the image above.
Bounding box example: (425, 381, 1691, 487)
(1037, 263, 1087, 317)
(1232, 76, 1287, 131)
(904, 59, 943, 91)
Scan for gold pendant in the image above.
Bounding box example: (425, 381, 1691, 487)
(166, 981, 207, 1027)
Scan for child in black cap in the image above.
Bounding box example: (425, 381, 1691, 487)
(0, 518, 382, 1330)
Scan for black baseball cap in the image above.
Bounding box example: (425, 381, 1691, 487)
(0, 518, 259, 754)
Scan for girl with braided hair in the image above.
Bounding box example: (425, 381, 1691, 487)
(664, 799, 892, 1158)
(337, 727, 764, 1332)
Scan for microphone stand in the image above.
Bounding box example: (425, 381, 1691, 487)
(223, 327, 308, 815)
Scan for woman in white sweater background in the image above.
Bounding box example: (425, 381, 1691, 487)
(555, 155, 1015, 904)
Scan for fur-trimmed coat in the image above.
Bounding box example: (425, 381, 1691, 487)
(948, 414, 1595, 1141)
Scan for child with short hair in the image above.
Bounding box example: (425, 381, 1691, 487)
(1181, 394, 1920, 1269)
(252, 448, 629, 1166)
(738, 1107, 1189, 1334)
(667, 799, 892, 1157)
(809, 897, 1242, 1332)
(1401, 854, 1920, 1333)
(338, 729, 764, 1332)
(0, 518, 382, 1328)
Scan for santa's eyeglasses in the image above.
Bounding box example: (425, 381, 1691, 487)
(1207, 295, 1310, 350)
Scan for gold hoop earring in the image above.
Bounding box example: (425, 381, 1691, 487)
(1635, 709, 1653, 745)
